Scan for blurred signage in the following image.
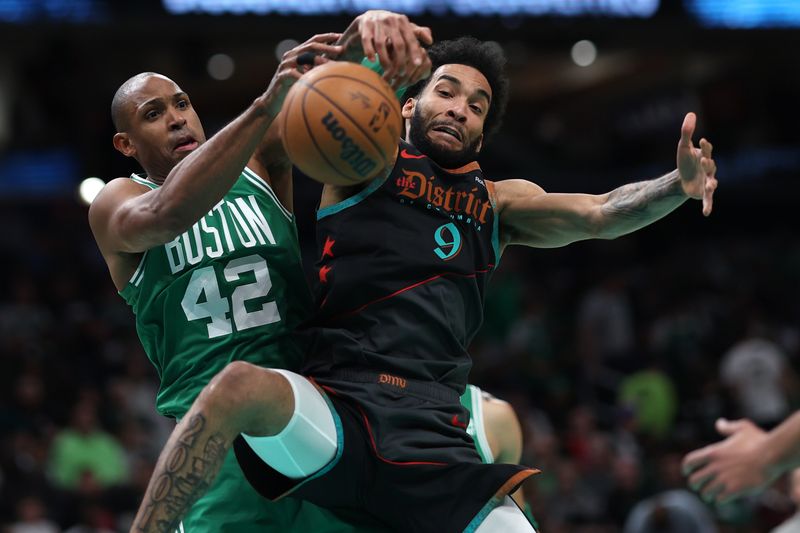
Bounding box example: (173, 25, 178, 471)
(0, 0, 103, 22)
(162, 0, 660, 17)
(686, 0, 800, 28)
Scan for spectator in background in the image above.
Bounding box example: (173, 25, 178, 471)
(720, 321, 790, 427)
(7, 496, 59, 533)
(48, 398, 128, 490)
(623, 489, 717, 533)
(618, 365, 678, 441)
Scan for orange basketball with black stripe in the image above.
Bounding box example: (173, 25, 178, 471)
(281, 61, 402, 186)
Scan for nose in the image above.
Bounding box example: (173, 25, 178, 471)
(445, 101, 468, 123)
(166, 108, 187, 130)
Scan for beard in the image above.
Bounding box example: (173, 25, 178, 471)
(408, 106, 482, 169)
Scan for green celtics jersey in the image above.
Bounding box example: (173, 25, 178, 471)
(460, 384, 494, 464)
(119, 167, 313, 419)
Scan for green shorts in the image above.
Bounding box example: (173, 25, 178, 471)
(181, 447, 389, 533)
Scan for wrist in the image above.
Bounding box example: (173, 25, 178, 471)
(252, 93, 280, 121)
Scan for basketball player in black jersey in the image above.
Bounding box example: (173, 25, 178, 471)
(134, 37, 718, 533)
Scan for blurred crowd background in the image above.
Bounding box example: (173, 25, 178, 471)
(1, 0, 799, 531)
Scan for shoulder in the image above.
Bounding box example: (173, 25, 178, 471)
(489, 179, 546, 209)
(89, 176, 147, 214)
(88, 177, 151, 238)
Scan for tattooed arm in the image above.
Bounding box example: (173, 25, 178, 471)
(494, 112, 719, 250)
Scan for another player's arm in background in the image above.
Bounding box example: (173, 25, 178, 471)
(494, 112, 719, 250)
(89, 36, 342, 260)
(682, 412, 800, 504)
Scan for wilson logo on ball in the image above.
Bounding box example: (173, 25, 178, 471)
(321, 111, 377, 178)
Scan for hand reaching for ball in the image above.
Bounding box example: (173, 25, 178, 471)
(261, 33, 345, 119)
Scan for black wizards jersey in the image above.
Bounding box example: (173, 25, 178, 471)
(304, 140, 500, 394)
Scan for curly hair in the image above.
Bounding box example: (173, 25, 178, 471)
(404, 37, 509, 141)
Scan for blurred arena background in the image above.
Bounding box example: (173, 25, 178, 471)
(1, 0, 799, 531)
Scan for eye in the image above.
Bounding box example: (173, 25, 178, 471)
(437, 89, 452, 98)
(470, 104, 483, 114)
(145, 109, 160, 120)
(177, 99, 189, 110)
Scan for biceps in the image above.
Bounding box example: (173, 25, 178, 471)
(106, 198, 183, 253)
(501, 200, 603, 248)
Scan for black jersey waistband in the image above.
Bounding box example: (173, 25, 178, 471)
(324, 369, 460, 403)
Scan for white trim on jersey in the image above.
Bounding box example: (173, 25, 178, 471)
(130, 173, 158, 189)
(468, 385, 495, 464)
(242, 167, 293, 221)
(129, 250, 149, 287)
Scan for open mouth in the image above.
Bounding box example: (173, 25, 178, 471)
(431, 125, 462, 142)
(174, 137, 198, 153)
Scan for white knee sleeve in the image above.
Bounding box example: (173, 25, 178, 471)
(241, 369, 338, 479)
(475, 496, 537, 533)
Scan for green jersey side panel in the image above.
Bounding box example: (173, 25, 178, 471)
(119, 168, 313, 419)
(460, 384, 494, 464)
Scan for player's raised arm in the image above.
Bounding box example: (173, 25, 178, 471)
(90, 35, 342, 257)
(494, 112, 719, 250)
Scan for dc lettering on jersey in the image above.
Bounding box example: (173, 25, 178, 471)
(165, 195, 276, 274)
(395, 169, 492, 225)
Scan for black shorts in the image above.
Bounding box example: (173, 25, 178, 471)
(233, 374, 537, 533)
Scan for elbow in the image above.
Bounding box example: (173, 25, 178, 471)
(587, 210, 617, 241)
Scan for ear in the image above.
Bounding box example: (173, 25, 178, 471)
(401, 97, 416, 120)
(113, 132, 136, 158)
(475, 133, 484, 154)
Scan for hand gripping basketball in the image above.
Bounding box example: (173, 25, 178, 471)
(281, 61, 402, 186)
(261, 33, 344, 118)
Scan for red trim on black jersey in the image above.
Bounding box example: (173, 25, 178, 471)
(328, 265, 495, 321)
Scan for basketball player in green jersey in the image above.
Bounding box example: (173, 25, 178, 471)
(89, 12, 433, 533)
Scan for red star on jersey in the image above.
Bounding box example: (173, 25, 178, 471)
(321, 236, 336, 259)
(318, 265, 332, 283)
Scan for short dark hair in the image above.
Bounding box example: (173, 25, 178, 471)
(404, 37, 509, 141)
(111, 72, 159, 132)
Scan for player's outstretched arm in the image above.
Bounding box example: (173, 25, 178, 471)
(494, 112, 719, 250)
(90, 35, 342, 256)
(682, 412, 800, 504)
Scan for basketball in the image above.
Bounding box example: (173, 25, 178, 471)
(281, 61, 402, 186)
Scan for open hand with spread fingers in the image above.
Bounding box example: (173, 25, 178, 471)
(677, 112, 719, 216)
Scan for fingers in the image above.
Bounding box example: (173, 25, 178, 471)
(283, 36, 343, 65)
(358, 14, 430, 90)
(697, 136, 718, 217)
(701, 481, 727, 504)
(700, 137, 713, 159)
(688, 465, 717, 493)
(683, 450, 708, 477)
(701, 157, 717, 216)
(414, 25, 433, 46)
(358, 22, 377, 62)
(715, 417, 746, 436)
(679, 112, 696, 148)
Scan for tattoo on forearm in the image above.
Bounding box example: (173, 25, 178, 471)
(134, 414, 228, 532)
(602, 171, 685, 223)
